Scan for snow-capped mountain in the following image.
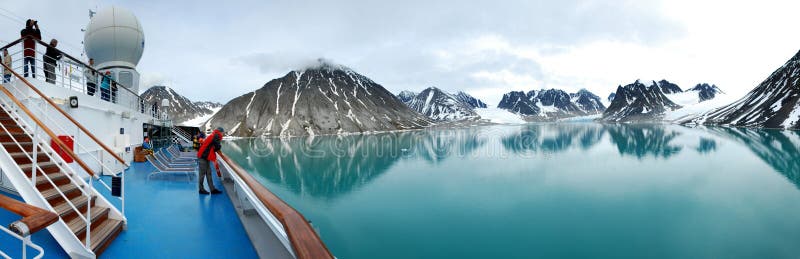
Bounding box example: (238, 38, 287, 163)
(498, 91, 539, 115)
(608, 93, 616, 102)
(405, 87, 479, 122)
(140, 86, 219, 124)
(454, 91, 487, 109)
(657, 80, 683, 94)
(570, 89, 606, 114)
(686, 49, 800, 129)
(397, 90, 416, 104)
(688, 83, 723, 102)
(497, 88, 605, 120)
(206, 60, 432, 137)
(601, 80, 682, 122)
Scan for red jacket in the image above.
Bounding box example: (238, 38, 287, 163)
(198, 130, 222, 161)
(21, 28, 41, 57)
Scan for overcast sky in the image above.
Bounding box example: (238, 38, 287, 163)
(3, 0, 800, 106)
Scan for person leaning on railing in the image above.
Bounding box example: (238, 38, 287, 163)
(2, 49, 11, 83)
(43, 39, 63, 84)
(20, 19, 41, 78)
(84, 58, 98, 96)
(197, 127, 225, 195)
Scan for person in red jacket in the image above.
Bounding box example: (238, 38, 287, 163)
(197, 127, 224, 194)
(21, 19, 42, 78)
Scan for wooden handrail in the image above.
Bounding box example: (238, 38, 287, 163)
(0, 38, 24, 51)
(0, 193, 58, 236)
(0, 60, 128, 167)
(0, 85, 97, 177)
(219, 152, 334, 259)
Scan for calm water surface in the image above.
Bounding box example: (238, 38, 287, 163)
(223, 123, 800, 259)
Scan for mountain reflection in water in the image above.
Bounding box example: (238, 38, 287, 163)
(223, 123, 800, 199)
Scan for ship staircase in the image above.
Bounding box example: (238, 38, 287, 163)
(0, 38, 129, 258)
(170, 126, 193, 147)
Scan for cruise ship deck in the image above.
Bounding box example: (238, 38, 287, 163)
(1, 158, 259, 258)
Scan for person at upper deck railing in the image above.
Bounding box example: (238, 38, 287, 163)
(44, 39, 62, 84)
(84, 58, 98, 96)
(100, 71, 113, 102)
(2, 49, 10, 83)
(20, 19, 41, 78)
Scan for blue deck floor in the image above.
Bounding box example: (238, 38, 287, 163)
(1, 159, 258, 258)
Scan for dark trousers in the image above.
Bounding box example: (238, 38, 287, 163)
(101, 87, 110, 101)
(44, 62, 56, 84)
(198, 158, 218, 191)
(23, 56, 35, 78)
(87, 82, 96, 96)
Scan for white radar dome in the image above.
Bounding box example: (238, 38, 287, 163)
(84, 6, 144, 68)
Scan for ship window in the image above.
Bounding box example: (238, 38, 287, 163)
(118, 71, 134, 89)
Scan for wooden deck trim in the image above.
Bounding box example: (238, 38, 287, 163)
(219, 152, 334, 259)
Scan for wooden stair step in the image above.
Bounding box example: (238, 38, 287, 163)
(40, 183, 81, 201)
(53, 195, 94, 217)
(20, 160, 57, 168)
(35, 171, 70, 186)
(2, 142, 34, 152)
(0, 116, 16, 123)
(21, 162, 61, 175)
(0, 125, 25, 134)
(83, 218, 124, 254)
(68, 206, 110, 237)
(9, 151, 51, 164)
(0, 132, 32, 142)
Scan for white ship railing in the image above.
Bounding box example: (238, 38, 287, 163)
(0, 37, 149, 115)
(0, 225, 45, 259)
(217, 152, 334, 259)
(0, 85, 97, 248)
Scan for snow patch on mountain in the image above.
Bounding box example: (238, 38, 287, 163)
(182, 106, 223, 127)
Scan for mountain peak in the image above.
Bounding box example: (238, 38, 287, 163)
(297, 58, 352, 73)
(141, 85, 219, 125)
(685, 47, 800, 129)
(404, 87, 478, 122)
(602, 80, 682, 122)
(208, 65, 431, 136)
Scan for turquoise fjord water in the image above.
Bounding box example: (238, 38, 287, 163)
(222, 123, 800, 259)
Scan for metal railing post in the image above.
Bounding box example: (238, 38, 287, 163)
(22, 235, 28, 259)
(120, 159, 125, 216)
(86, 176, 92, 249)
(31, 124, 39, 184)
